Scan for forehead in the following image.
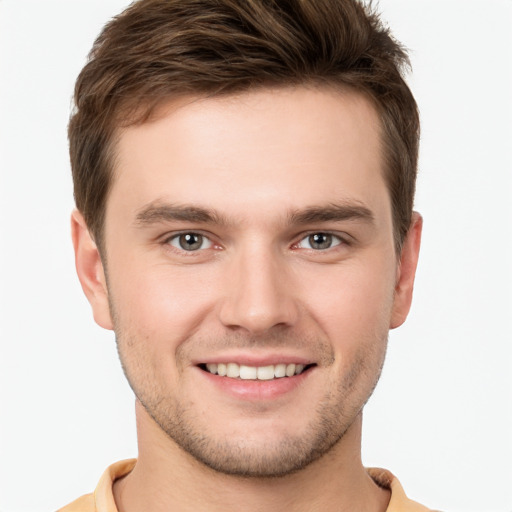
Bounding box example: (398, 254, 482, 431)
(109, 86, 388, 227)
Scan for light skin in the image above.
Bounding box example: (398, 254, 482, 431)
(72, 86, 422, 512)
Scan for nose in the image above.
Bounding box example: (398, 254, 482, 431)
(218, 245, 300, 335)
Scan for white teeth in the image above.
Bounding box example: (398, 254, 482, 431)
(204, 362, 309, 380)
(240, 365, 257, 380)
(274, 364, 286, 378)
(257, 365, 275, 380)
(226, 363, 240, 378)
(206, 363, 218, 374)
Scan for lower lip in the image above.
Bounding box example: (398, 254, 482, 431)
(198, 367, 313, 401)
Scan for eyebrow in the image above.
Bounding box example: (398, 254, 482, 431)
(288, 202, 375, 225)
(135, 202, 228, 226)
(134, 201, 374, 227)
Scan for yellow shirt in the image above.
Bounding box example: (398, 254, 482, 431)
(58, 460, 433, 512)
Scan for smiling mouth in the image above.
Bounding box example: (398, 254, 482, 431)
(198, 362, 316, 380)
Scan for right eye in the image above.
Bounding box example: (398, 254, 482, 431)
(167, 233, 213, 252)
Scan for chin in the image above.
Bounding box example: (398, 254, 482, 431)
(141, 395, 356, 479)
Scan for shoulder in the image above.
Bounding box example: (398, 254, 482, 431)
(56, 459, 137, 512)
(57, 493, 95, 512)
(367, 468, 436, 512)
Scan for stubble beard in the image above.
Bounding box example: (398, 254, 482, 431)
(115, 329, 388, 479)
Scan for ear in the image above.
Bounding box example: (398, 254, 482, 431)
(390, 212, 423, 329)
(71, 210, 114, 330)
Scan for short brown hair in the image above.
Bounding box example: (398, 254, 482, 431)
(69, 0, 419, 252)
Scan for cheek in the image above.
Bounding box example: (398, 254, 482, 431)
(107, 258, 221, 375)
(110, 259, 211, 322)
(300, 258, 396, 347)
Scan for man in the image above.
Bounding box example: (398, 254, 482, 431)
(60, 0, 429, 510)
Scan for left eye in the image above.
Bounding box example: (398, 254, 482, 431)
(296, 233, 342, 250)
(168, 233, 213, 251)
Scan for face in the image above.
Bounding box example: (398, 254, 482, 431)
(73, 86, 421, 477)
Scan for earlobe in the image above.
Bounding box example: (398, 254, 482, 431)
(71, 210, 114, 330)
(390, 212, 423, 329)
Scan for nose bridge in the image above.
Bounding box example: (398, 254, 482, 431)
(219, 239, 298, 334)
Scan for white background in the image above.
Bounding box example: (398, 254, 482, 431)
(0, 1, 511, 511)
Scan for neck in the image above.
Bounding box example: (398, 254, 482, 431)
(113, 402, 390, 512)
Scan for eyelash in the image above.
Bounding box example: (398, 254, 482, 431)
(164, 232, 216, 253)
(293, 232, 348, 251)
(162, 231, 350, 254)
